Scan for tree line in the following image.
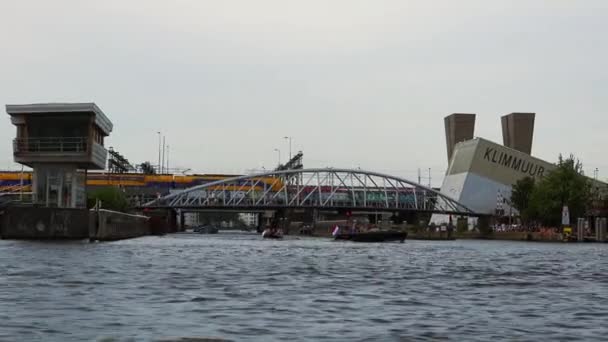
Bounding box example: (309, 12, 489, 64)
(510, 155, 595, 227)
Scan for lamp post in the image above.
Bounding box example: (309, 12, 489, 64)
(283, 136, 292, 161)
(157, 131, 161, 173)
(166, 145, 170, 174)
(274, 148, 281, 167)
(594, 168, 599, 181)
(161, 136, 166, 174)
(594, 168, 600, 200)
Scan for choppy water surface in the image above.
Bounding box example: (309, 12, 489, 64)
(1, 233, 607, 341)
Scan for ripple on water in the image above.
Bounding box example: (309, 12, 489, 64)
(1, 235, 607, 341)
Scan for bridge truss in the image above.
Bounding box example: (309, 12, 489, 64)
(144, 168, 476, 216)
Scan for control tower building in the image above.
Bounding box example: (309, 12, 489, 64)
(6, 103, 113, 208)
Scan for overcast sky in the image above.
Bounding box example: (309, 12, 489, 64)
(1, 0, 606, 185)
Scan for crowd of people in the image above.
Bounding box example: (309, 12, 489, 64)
(492, 224, 560, 233)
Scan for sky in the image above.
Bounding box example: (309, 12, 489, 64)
(0, 0, 607, 186)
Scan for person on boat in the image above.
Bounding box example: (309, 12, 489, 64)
(262, 226, 271, 238)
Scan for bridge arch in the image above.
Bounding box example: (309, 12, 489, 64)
(144, 168, 476, 216)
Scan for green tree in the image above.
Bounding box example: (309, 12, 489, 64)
(510, 177, 536, 224)
(87, 187, 129, 212)
(139, 162, 156, 174)
(528, 155, 591, 226)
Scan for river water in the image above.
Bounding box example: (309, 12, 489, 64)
(1, 233, 607, 341)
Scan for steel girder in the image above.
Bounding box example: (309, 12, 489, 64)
(143, 168, 476, 215)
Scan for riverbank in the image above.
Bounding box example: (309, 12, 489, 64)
(457, 231, 608, 242)
(457, 231, 562, 242)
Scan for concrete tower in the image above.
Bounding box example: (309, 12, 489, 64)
(501, 113, 535, 155)
(6, 103, 112, 208)
(444, 113, 476, 162)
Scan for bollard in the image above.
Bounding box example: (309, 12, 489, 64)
(577, 218, 585, 242)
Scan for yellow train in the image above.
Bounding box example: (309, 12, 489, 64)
(0, 171, 283, 192)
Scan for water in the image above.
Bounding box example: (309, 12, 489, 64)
(1, 233, 607, 341)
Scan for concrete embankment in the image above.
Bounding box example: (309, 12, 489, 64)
(0, 206, 89, 239)
(0, 206, 167, 241)
(89, 209, 150, 241)
(457, 231, 564, 242)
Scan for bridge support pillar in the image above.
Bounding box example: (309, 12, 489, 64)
(312, 209, 319, 227)
(143, 209, 171, 236)
(179, 210, 185, 232)
(168, 209, 178, 233)
(262, 210, 274, 229)
(256, 213, 263, 233)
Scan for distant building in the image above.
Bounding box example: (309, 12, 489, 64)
(501, 113, 535, 155)
(239, 213, 258, 227)
(183, 212, 201, 227)
(444, 113, 476, 162)
(434, 138, 554, 221)
(433, 135, 608, 225)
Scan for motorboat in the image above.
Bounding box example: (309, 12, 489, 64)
(334, 230, 407, 243)
(262, 229, 283, 239)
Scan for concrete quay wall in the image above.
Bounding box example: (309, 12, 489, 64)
(90, 209, 150, 241)
(0, 206, 89, 239)
(0, 206, 161, 241)
(457, 231, 564, 242)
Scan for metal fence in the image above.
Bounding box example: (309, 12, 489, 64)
(13, 137, 88, 153)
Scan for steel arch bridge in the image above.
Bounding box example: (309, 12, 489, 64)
(143, 168, 477, 216)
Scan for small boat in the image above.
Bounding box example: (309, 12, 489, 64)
(193, 225, 219, 234)
(262, 229, 283, 239)
(334, 230, 407, 243)
(262, 233, 283, 239)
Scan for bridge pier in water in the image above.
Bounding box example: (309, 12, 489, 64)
(179, 210, 186, 232)
(142, 209, 177, 235)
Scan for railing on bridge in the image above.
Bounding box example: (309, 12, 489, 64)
(144, 168, 476, 216)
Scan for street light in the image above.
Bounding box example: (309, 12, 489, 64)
(594, 168, 599, 180)
(283, 136, 292, 161)
(161, 135, 166, 174)
(274, 148, 281, 167)
(157, 131, 161, 173)
(166, 145, 170, 174)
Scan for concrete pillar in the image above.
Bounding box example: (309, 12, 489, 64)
(477, 216, 491, 235)
(312, 209, 319, 226)
(179, 210, 185, 231)
(596, 217, 607, 242)
(577, 218, 585, 242)
(168, 209, 178, 233)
